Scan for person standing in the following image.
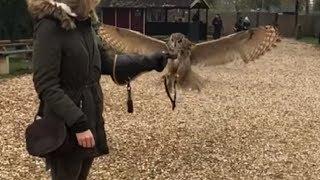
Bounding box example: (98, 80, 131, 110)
(212, 14, 223, 39)
(243, 16, 251, 30)
(233, 16, 244, 32)
(26, 0, 173, 179)
(233, 16, 251, 32)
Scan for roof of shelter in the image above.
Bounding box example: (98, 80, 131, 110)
(99, 0, 211, 8)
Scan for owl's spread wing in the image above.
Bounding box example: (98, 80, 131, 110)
(190, 26, 280, 66)
(98, 24, 168, 55)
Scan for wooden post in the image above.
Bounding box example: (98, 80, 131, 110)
(0, 55, 10, 75)
(100, 8, 104, 23)
(274, 13, 279, 27)
(143, 8, 146, 34)
(256, 11, 260, 27)
(294, 0, 299, 37)
(295, 0, 299, 27)
(165, 8, 168, 22)
(129, 8, 132, 29)
(115, 8, 118, 27)
(206, 9, 209, 24)
(306, 0, 310, 14)
(206, 9, 209, 40)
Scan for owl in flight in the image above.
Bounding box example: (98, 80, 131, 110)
(98, 24, 280, 92)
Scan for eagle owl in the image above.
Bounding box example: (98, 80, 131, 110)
(98, 24, 280, 92)
(165, 33, 203, 92)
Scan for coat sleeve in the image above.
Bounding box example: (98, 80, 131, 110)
(97, 41, 113, 75)
(32, 19, 90, 132)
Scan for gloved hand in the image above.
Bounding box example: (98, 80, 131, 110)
(147, 51, 177, 72)
(112, 51, 177, 85)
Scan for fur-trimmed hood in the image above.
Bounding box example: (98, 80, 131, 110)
(27, 0, 99, 30)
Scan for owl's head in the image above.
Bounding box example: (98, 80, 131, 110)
(167, 33, 193, 54)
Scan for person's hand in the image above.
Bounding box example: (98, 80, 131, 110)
(76, 130, 95, 148)
(162, 51, 178, 60)
(148, 51, 177, 72)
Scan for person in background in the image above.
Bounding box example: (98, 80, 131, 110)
(212, 14, 223, 39)
(233, 16, 251, 32)
(243, 16, 251, 30)
(233, 16, 243, 32)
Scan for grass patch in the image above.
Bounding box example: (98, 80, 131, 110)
(0, 70, 31, 80)
(0, 57, 32, 80)
(10, 58, 29, 71)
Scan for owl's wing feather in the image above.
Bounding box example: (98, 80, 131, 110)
(190, 26, 280, 66)
(98, 24, 168, 55)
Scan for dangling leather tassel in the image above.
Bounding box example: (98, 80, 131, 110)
(164, 76, 177, 110)
(127, 81, 133, 113)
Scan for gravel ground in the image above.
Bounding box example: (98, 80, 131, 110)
(0, 39, 320, 179)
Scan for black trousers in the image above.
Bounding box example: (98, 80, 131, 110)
(48, 157, 94, 180)
(213, 31, 221, 40)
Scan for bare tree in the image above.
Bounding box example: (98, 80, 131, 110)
(314, 0, 320, 11)
(306, 0, 310, 14)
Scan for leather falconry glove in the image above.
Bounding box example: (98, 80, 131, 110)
(111, 51, 177, 113)
(112, 51, 177, 85)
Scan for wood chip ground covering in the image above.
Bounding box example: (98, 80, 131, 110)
(0, 39, 320, 179)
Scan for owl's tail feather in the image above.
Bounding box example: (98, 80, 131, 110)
(179, 70, 204, 92)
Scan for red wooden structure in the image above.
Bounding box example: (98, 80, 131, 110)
(98, 0, 211, 37)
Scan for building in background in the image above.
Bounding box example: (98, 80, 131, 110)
(280, 0, 296, 13)
(98, 0, 211, 40)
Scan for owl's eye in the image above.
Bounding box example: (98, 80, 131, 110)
(178, 39, 182, 43)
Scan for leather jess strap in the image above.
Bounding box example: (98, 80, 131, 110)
(164, 76, 177, 110)
(127, 81, 133, 113)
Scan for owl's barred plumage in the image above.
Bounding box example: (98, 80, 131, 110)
(98, 24, 280, 91)
(98, 24, 167, 56)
